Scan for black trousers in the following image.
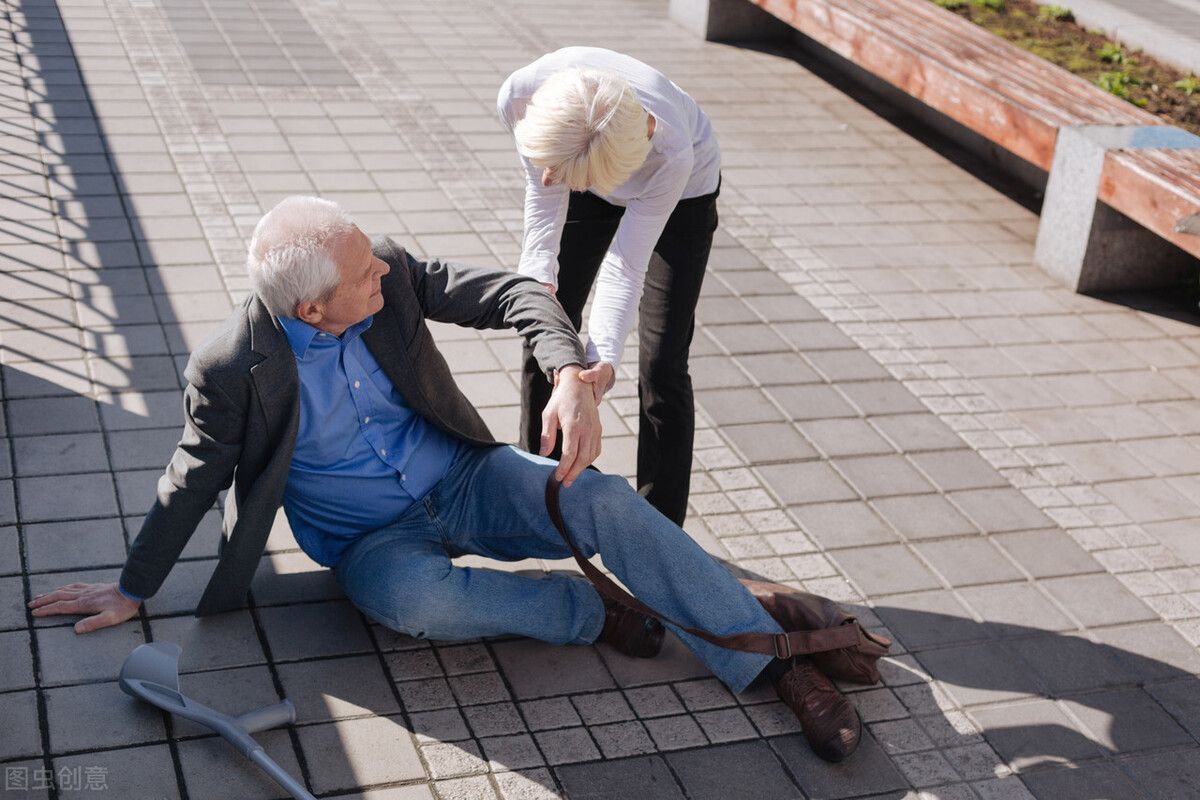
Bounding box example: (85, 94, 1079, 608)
(519, 182, 719, 526)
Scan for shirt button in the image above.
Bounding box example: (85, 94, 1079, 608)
(354, 381, 360, 388)
(401, 473, 407, 481)
(381, 449, 387, 456)
(364, 417, 370, 423)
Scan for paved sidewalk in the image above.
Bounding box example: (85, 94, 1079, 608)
(3, 0, 1199, 798)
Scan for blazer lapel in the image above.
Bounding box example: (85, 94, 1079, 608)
(362, 303, 434, 418)
(247, 298, 298, 438)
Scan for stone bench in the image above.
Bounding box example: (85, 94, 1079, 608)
(672, 0, 1200, 293)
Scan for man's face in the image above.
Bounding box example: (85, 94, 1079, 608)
(311, 227, 390, 335)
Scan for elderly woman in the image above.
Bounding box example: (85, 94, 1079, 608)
(498, 46, 720, 525)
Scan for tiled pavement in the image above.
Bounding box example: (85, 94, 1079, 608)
(2, 0, 1200, 797)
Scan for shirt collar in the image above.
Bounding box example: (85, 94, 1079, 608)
(277, 315, 374, 358)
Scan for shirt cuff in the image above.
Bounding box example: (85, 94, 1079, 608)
(117, 584, 146, 603)
(517, 253, 559, 287)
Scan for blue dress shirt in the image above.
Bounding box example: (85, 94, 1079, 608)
(277, 315, 464, 567)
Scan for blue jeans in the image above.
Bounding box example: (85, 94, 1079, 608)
(333, 445, 779, 692)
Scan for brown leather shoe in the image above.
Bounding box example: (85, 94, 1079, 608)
(773, 658, 861, 762)
(598, 597, 664, 658)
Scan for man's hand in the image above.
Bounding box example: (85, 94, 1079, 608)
(578, 361, 615, 405)
(540, 282, 557, 298)
(541, 364, 602, 487)
(28, 582, 141, 634)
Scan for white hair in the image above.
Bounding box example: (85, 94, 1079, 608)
(246, 196, 358, 318)
(514, 67, 652, 195)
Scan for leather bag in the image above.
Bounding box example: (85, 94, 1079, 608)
(545, 476, 890, 685)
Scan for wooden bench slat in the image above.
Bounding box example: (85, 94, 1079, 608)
(1099, 149, 1200, 259)
(753, 0, 1163, 169)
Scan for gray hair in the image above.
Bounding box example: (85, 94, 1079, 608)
(246, 196, 358, 318)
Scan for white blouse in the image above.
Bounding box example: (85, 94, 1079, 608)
(498, 47, 721, 372)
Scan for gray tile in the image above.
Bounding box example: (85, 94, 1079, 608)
(557, 755, 681, 799)
(804, 348, 890, 382)
(1055, 441, 1157, 482)
(868, 412, 969, 450)
(258, 601, 372, 661)
(730, 354, 821, 390)
(909, 450, 1008, 492)
(54, 744, 179, 800)
(1148, 679, 1200, 741)
(166, 665, 281, 737)
(1040, 574, 1157, 627)
(1096, 478, 1199, 524)
(874, 591, 984, 649)
(768, 384, 858, 420)
(668, 741, 803, 799)
(838, 380, 928, 415)
(298, 716, 425, 793)
(957, 583, 1075, 637)
(0, 629, 35, 691)
(178, 729, 306, 799)
(872, 494, 978, 539)
(833, 454, 935, 497)
(972, 700, 1104, 769)
(775, 321, 856, 351)
(1008, 635, 1134, 694)
(277, 655, 400, 723)
(45, 680, 166, 753)
(696, 388, 783, 425)
(914, 538, 1023, 585)
(949, 489, 1052, 533)
(1122, 751, 1200, 800)
(1064, 688, 1193, 753)
(722, 422, 816, 464)
(1021, 761, 1142, 800)
(105, 427, 181, 470)
(759, 462, 857, 506)
(790, 501, 899, 549)
(493, 639, 614, 699)
(770, 731, 908, 799)
(12, 432, 109, 476)
(0, 690, 41, 759)
(916, 642, 1043, 706)
(1093, 623, 1200, 680)
(147, 611, 265, 671)
(535, 726, 601, 765)
(797, 418, 896, 457)
(993, 531, 1100, 578)
(18, 472, 118, 521)
(832, 544, 941, 596)
(34, 621, 144, 686)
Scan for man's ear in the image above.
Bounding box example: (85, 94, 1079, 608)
(295, 299, 324, 327)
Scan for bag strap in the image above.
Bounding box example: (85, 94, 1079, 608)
(544, 475, 863, 659)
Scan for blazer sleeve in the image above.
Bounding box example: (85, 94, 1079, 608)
(119, 346, 248, 600)
(373, 236, 587, 380)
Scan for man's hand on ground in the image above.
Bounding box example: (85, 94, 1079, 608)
(28, 582, 141, 634)
(542, 364, 602, 486)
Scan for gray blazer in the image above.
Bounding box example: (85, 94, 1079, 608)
(120, 237, 587, 616)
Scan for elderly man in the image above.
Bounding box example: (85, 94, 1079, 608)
(29, 196, 860, 762)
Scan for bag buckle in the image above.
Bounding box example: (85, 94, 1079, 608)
(773, 633, 792, 659)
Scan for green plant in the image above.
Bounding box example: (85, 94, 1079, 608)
(1175, 75, 1200, 96)
(934, 0, 966, 7)
(1097, 69, 1139, 98)
(1098, 42, 1127, 64)
(971, 0, 1006, 9)
(1037, 5, 1073, 22)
